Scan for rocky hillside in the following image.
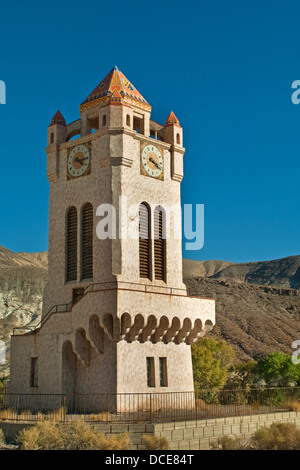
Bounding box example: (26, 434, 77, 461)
(183, 256, 300, 362)
(183, 256, 300, 289)
(0, 247, 299, 377)
(0, 246, 48, 377)
(185, 277, 300, 362)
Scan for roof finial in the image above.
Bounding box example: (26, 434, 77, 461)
(165, 111, 180, 127)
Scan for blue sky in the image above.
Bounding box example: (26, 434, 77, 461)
(0, 0, 299, 263)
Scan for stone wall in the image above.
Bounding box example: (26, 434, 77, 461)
(2, 411, 300, 449)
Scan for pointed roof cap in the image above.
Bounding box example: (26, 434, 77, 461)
(109, 87, 123, 105)
(49, 110, 66, 127)
(80, 66, 151, 112)
(165, 111, 180, 127)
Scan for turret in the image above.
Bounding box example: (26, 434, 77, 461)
(47, 110, 67, 146)
(163, 111, 184, 182)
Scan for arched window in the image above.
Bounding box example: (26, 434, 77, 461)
(81, 203, 93, 280)
(176, 133, 180, 145)
(50, 132, 54, 144)
(102, 115, 107, 126)
(139, 203, 151, 279)
(66, 207, 78, 282)
(154, 206, 166, 281)
(126, 114, 131, 126)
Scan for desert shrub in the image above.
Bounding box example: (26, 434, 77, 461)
(218, 436, 239, 450)
(218, 435, 251, 450)
(253, 422, 300, 450)
(141, 435, 170, 450)
(257, 352, 300, 387)
(18, 421, 65, 450)
(225, 361, 258, 389)
(17, 419, 131, 450)
(192, 338, 236, 391)
(99, 433, 131, 451)
(63, 420, 130, 450)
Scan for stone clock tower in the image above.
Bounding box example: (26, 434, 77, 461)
(10, 67, 215, 410)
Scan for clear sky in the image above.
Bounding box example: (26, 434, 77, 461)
(0, 0, 299, 263)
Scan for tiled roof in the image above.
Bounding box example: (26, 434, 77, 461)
(80, 66, 151, 111)
(165, 111, 180, 127)
(49, 110, 66, 126)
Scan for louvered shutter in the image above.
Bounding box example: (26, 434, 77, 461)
(139, 204, 150, 279)
(81, 203, 93, 280)
(66, 207, 77, 282)
(154, 208, 165, 281)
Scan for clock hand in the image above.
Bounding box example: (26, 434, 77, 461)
(75, 156, 88, 165)
(149, 156, 161, 169)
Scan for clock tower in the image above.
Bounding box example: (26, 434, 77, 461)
(10, 67, 215, 410)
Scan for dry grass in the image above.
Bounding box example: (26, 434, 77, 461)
(0, 408, 17, 420)
(284, 400, 300, 412)
(17, 419, 131, 450)
(46, 407, 66, 422)
(89, 411, 110, 422)
(0, 407, 66, 423)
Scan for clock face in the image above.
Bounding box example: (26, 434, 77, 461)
(68, 144, 90, 178)
(141, 144, 163, 179)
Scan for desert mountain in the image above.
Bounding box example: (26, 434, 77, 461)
(0, 246, 48, 376)
(183, 255, 300, 289)
(185, 277, 300, 362)
(0, 248, 299, 377)
(183, 256, 300, 361)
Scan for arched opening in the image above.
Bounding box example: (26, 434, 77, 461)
(50, 132, 54, 144)
(139, 203, 151, 279)
(126, 114, 131, 126)
(176, 133, 180, 145)
(102, 115, 107, 126)
(133, 115, 144, 134)
(81, 203, 93, 280)
(154, 206, 166, 281)
(204, 319, 214, 333)
(66, 207, 77, 282)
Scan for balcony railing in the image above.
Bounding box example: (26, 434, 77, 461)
(13, 280, 214, 335)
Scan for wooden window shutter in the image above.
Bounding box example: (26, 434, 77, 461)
(81, 203, 93, 280)
(154, 207, 165, 281)
(66, 206, 77, 282)
(139, 203, 150, 279)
